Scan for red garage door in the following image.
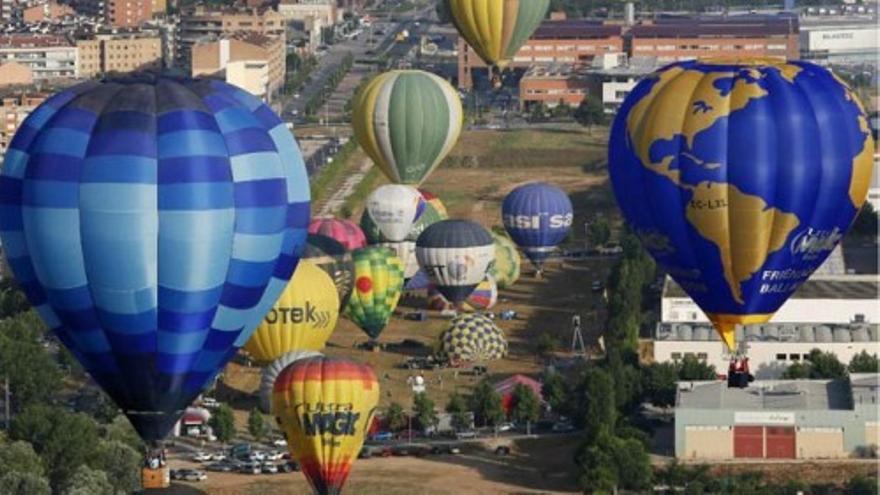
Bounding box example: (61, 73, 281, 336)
(765, 427, 796, 459)
(734, 426, 764, 458)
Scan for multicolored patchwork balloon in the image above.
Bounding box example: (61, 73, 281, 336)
(273, 357, 379, 495)
(343, 246, 404, 341)
(428, 274, 498, 311)
(489, 232, 521, 289)
(0, 76, 310, 442)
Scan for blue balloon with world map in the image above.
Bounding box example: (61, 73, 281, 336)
(609, 59, 875, 349)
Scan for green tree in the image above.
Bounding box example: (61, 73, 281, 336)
(806, 349, 848, 379)
(385, 402, 407, 432)
(534, 332, 555, 361)
(0, 278, 30, 319)
(0, 311, 62, 412)
(528, 102, 547, 123)
(103, 415, 143, 451)
(782, 361, 811, 379)
(510, 384, 540, 425)
(90, 440, 140, 495)
(571, 367, 616, 441)
(851, 202, 879, 237)
(541, 371, 569, 415)
(573, 97, 607, 130)
(247, 408, 267, 442)
(587, 217, 611, 247)
(846, 475, 879, 495)
(642, 361, 679, 408)
(64, 464, 113, 495)
(0, 471, 51, 495)
(469, 380, 505, 427)
(0, 440, 45, 478)
(678, 354, 717, 380)
(413, 392, 437, 431)
(604, 350, 642, 414)
(10, 405, 100, 492)
(445, 392, 471, 431)
(576, 429, 651, 494)
(209, 404, 236, 444)
(849, 351, 879, 373)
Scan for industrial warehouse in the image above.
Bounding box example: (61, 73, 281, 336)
(675, 374, 879, 460)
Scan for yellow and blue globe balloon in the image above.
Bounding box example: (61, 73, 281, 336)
(609, 58, 874, 349)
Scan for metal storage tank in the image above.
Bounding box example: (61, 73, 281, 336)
(693, 326, 710, 341)
(833, 327, 852, 343)
(816, 326, 833, 343)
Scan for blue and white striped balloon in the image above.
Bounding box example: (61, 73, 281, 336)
(0, 76, 310, 442)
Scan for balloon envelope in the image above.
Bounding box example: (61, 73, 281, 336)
(428, 274, 498, 311)
(502, 182, 573, 269)
(245, 261, 339, 365)
(343, 246, 404, 340)
(490, 233, 521, 289)
(0, 77, 310, 441)
(609, 59, 874, 348)
(416, 219, 495, 305)
(309, 218, 367, 251)
(446, 0, 550, 68)
(365, 184, 426, 242)
(302, 234, 354, 309)
(259, 350, 322, 413)
(352, 70, 462, 185)
(438, 313, 507, 363)
(273, 357, 379, 495)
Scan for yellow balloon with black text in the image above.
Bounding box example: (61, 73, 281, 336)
(245, 260, 340, 365)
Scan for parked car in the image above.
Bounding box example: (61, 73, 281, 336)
(250, 451, 267, 462)
(358, 447, 373, 459)
(497, 422, 515, 433)
(471, 365, 488, 376)
(369, 431, 394, 442)
(170, 469, 184, 480)
(552, 421, 575, 433)
(211, 453, 227, 462)
(431, 444, 461, 455)
(591, 280, 604, 292)
(239, 462, 261, 475)
(455, 430, 476, 439)
(192, 452, 212, 462)
(201, 397, 218, 408)
(183, 470, 207, 482)
(494, 446, 511, 456)
(265, 450, 285, 461)
(205, 462, 234, 473)
(262, 463, 279, 474)
(272, 438, 288, 447)
(391, 445, 411, 456)
(279, 461, 300, 473)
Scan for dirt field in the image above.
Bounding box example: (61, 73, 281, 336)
(167, 436, 582, 495)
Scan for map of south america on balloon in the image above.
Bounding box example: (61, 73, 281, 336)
(610, 59, 874, 347)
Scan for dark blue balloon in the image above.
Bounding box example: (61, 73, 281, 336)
(0, 76, 310, 442)
(502, 182, 573, 268)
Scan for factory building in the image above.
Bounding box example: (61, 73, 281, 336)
(675, 374, 879, 460)
(799, 17, 879, 66)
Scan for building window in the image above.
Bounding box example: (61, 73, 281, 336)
(697, 353, 708, 360)
(789, 354, 800, 361)
(776, 353, 786, 361)
(671, 352, 682, 360)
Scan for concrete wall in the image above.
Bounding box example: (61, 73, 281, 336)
(662, 294, 879, 325)
(683, 426, 733, 460)
(796, 428, 846, 458)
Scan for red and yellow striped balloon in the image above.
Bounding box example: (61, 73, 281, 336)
(273, 357, 379, 495)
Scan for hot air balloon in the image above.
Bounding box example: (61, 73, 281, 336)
(352, 70, 463, 185)
(445, 0, 550, 86)
(0, 77, 310, 448)
(609, 59, 875, 350)
(364, 184, 426, 242)
(502, 182, 573, 274)
(428, 274, 498, 311)
(360, 189, 448, 244)
(418, 189, 449, 219)
(244, 261, 339, 365)
(343, 246, 404, 342)
(416, 219, 495, 306)
(490, 232, 521, 289)
(438, 313, 507, 363)
(258, 350, 322, 413)
(377, 241, 419, 280)
(309, 217, 367, 251)
(303, 234, 355, 309)
(273, 356, 379, 495)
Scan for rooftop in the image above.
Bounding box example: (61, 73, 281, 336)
(676, 378, 854, 410)
(522, 64, 589, 80)
(850, 373, 880, 408)
(0, 34, 72, 48)
(631, 16, 798, 37)
(532, 20, 623, 40)
(656, 322, 880, 343)
(663, 275, 880, 300)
